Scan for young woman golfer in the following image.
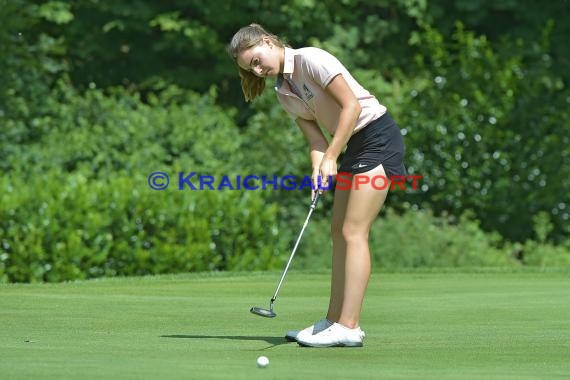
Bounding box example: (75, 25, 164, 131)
(228, 24, 406, 347)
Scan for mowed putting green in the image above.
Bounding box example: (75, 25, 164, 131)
(1, 270, 569, 379)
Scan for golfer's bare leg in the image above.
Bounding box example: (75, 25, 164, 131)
(327, 184, 350, 322)
(338, 164, 390, 329)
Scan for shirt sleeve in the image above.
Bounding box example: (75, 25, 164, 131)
(300, 49, 345, 88)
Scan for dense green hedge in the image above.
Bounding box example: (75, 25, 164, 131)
(1, 172, 288, 283)
(0, 86, 291, 283)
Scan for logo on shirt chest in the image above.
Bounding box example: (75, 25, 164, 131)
(302, 84, 314, 101)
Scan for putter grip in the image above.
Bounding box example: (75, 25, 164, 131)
(311, 192, 321, 209)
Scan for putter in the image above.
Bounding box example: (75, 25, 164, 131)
(250, 192, 321, 318)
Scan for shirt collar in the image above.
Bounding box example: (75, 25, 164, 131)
(282, 47, 295, 76)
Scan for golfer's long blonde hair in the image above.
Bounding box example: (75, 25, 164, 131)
(227, 24, 286, 102)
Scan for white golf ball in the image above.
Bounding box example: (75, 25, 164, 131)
(256, 356, 269, 368)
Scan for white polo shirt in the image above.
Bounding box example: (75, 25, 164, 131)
(275, 47, 386, 135)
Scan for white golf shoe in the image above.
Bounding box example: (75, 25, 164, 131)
(296, 322, 365, 347)
(284, 318, 332, 342)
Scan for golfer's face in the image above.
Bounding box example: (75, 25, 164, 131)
(237, 39, 280, 78)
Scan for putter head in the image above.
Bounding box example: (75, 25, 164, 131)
(250, 306, 276, 318)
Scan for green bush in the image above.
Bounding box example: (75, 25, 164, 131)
(0, 83, 292, 283)
(371, 208, 515, 269)
(5, 84, 243, 180)
(518, 240, 570, 268)
(297, 207, 517, 270)
(0, 170, 289, 283)
(512, 212, 570, 267)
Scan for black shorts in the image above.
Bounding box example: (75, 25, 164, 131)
(338, 112, 407, 177)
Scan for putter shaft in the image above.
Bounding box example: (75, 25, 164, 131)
(270, 193, 320, 304)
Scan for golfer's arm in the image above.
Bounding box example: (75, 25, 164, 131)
(323, 74, 361, 160)
(295, 117, 328, 170)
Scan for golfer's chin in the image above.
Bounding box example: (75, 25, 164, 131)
(263, 70, 279, 78)
(253, 70, 278, 78)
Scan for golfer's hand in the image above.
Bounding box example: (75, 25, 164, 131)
(318, 156, 337, 190)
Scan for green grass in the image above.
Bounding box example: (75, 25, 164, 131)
(1, 270, 569, 379)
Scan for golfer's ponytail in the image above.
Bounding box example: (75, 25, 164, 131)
(227, 23, 286, 102)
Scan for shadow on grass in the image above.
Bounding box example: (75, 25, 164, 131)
(160, 334, 291, 349)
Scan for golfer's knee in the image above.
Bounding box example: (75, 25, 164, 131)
(340, 222, 368, 244)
